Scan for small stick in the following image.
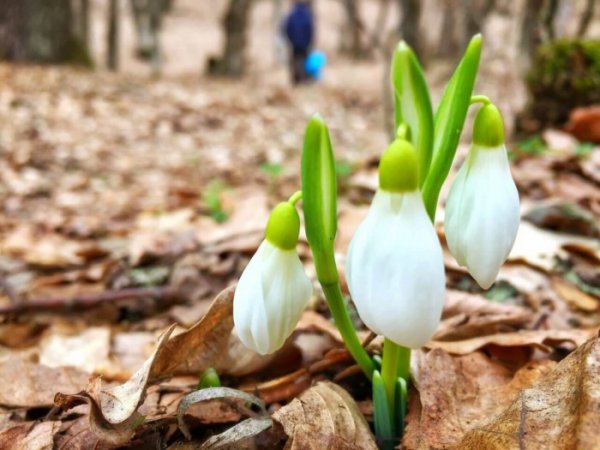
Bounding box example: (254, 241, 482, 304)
(0, 286, 174, 315)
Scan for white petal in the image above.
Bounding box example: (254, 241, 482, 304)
(260, 245, 312, 354)
(233, 241, 269, 353)
(347, 190, 446, 348)
(233, 241, 312, 355)
(445, 145, 520, 288)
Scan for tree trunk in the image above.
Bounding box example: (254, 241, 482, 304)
(519, 0, 546, 72)
(398, 0, 422, 59)
(436, 0, 461, 59)
(0, 0, 89, 64)
(367, 0, 391, 55)
(577, 0, 596, 37)
(272, 0, 286, 64)
(73, 0, 90, 51)
(208, 0, 252, 77)
(341, 0, 365, 58)
(461, 0, 495, 48)
(130, 0, 165, 74)
(107, 0, 120, 70)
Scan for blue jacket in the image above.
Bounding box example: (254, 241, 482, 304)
(285, 4, 314, 52)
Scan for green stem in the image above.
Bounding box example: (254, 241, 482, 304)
(381, 338, 400, 413)
(470, 94, 491, 106)
(322, 282, 376, 379)
(397, 346, 411, 382)
(381, 339, 411, 441)
(288, 190, 302, 205)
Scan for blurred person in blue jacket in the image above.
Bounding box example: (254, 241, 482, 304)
(284, 0, 314, 84)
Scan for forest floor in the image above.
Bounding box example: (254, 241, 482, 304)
(0, 48, 599, 449)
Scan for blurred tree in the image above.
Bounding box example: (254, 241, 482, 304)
(366, 0, 391, 54)
(73, 0, 91, 52)
(577, 0, 596, 37)
(462, 0, 495, 48)
(130, 0, 169, 74)
(208, 0, 253, 77)
(0, 0, 91, 65)
(398, 0, 422, 59)
(107, 0, 120, 71)
(340, 0, 366, 58)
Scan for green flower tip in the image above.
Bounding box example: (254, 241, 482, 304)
(310, 112, 324, 126)
(473, 103, 505, 148)
(379, 139, 419, 193)
(265, 202, 300, 250)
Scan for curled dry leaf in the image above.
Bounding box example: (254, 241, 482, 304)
(54, 378, 145, 446)
(434, 290, 533, 341)
(428, 328, 596, 355)
(509, 222, 600, 272)
(457, 334, 600, 449)
(551, 276, 599, 312)
(404, 349, 555, 449)
(177, 387, 267, 440)
(272, 381, 377, 450)
(199, 417, 273, 450)
(149, 285, 235, 377)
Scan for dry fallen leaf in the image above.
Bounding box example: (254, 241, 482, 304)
(39, 326, 112, 374)
(457, 334, 600, 449)
(404, 350, 555, 449)
(0, 356, 88, 408)
(509, 222, 600, 272)
(434, 290, 532, 341)
(551, 276, 599, 312)
(428, 328, 596, 355)
(272, 381, 377, 450)
(0, 421, 61, 450)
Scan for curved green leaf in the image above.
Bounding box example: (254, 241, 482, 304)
(391, 41, 434, 185)
(301, 114, 338, 284)
(422, 34, 483, 220)
(373, 370, 396, 449)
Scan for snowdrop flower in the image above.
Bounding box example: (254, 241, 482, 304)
(234, 201, 312, 355)
(346, 139, 445, 349)
(445, 103, 520, 289)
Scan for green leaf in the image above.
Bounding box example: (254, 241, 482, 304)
(301, 114, 339, 284)
(198, 367, 221, 389)
(391, 41, 434, 184)
(394, 377, 408, 436)
(373, 370, 396, 450)
(422, 34, 483, 220)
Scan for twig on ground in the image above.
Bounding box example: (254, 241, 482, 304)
(0, 286, 175, 315)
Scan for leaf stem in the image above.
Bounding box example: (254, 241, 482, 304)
(288, 190, 302, 205)
(470, 95, 491, 105)
(381, 338, 400, 413)
(322, 282, 376, 379)
(381, 338, 410, 430)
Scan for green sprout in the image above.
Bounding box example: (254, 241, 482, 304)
(203, 179, 229, 223)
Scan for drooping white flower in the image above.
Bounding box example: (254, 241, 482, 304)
(346, 139, 445, 349)
(444, 104, 520, 289)
(234, 202, 312, 355)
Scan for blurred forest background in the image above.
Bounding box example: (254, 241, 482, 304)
(0, 1, 600, 449)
